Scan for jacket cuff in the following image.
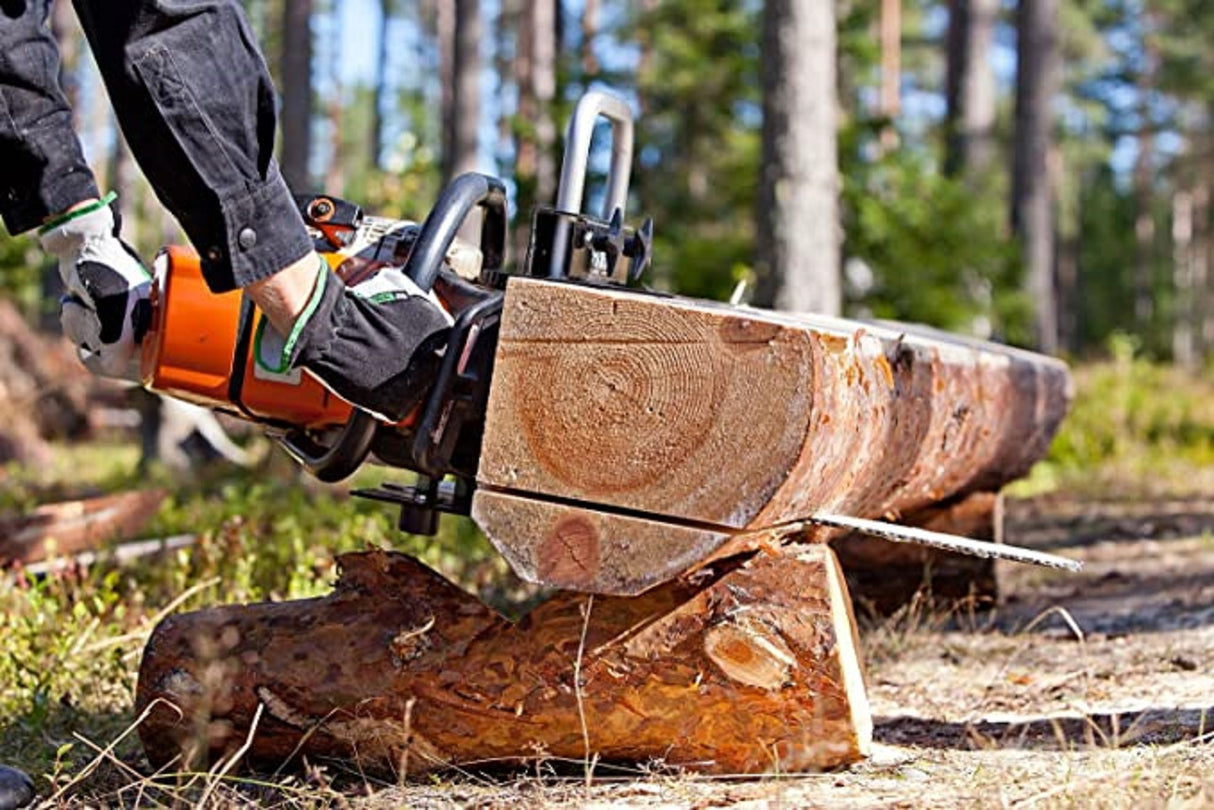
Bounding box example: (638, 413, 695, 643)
(197, 162, 315, 293)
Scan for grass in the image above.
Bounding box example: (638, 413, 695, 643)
(2, 353, 1213, 807)
(1013, 336, 1214, 497)
(0, 439, 512, 806)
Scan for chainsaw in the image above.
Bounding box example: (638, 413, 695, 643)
(136, 90, 1079, 574)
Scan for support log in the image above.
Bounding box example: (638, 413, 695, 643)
(475, 279, 1070, 592)
(0, 490, 167, 568)
(136, 544, 870, 776)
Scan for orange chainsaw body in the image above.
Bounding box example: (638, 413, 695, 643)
(139, 246, 354, 429)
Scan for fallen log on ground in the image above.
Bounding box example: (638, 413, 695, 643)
(0, 490, 168, 568)
(136, 543, 870, 776)
(472, 278, 1070, 595)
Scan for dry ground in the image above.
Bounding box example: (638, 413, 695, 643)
(347, 495, 1214, 809)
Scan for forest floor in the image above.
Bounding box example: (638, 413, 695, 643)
(3, 446, 1213, 808)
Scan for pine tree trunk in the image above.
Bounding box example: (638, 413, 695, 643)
(754, 0, 841, 315)
(1131, 25, 1162, 341)
(1173, 189, 1196, 368)
(945, 0, 998, 176)
(878, 0, 901, 151)
(581, 0, 600, 75)
(512, 0, 558, 261)
(324, 0, 345, 193)
(441, 0, 483, 184)
(1194, 183, 1210, 361)
(280, 0, 314, 192)
(1011, 0, 1060, 353)
(371, 0, 392, 172)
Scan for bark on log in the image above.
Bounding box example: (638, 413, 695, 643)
(832, 491, 1002, 614)
(0, 490, 167, 568)
(136, 544, 870, 776)
(474, 279, 1070, 591)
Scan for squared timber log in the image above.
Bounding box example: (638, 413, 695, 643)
(474, 278, 1070, 594)
(136, 543, 871, 776)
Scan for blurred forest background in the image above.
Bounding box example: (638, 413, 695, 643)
(2, 0, 1211, 364)
(4, 5, 1214, 803)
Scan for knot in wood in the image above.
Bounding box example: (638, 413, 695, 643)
(703, 617, 796, 691)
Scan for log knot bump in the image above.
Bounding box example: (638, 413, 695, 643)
(703, 616, 797, 690)
(537, 515, 601, 588)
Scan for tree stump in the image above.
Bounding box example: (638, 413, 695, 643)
(136, 542, 870, 776)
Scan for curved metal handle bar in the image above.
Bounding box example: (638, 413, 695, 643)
(404, 172, 508, 292)
(555, 90, 635, 221)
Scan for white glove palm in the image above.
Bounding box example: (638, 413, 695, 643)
(39, 195, 151, 378)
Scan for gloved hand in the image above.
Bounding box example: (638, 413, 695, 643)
(38, 193, 151, 378)
(255, 259, 453, 422)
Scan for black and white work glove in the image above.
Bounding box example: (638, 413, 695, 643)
(38, 193, 151, 379)
(255, 259, 453, 422)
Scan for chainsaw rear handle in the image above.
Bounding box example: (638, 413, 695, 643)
(283, 172, 507, 482)
(404, 172, 508, 292)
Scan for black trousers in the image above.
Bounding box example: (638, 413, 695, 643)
(0, 0, 313, 292)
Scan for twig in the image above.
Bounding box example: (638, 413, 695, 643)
(398, 697, 416, 787)
(575, 595, 597, 789)
(196, 701, 264, 808)
(48, 698, 183, 803)
(970, 605, 1090, 723)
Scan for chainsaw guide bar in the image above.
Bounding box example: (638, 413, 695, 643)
(808, 513, 1082, 572)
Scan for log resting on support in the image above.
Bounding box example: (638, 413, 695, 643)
(473, 278, 1070, 595)
(136, 544, 870, 776)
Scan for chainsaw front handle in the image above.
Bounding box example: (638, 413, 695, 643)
(556, 90, 634, 221)
(282, 172, 507, 483)
(404, 173, 507, 292)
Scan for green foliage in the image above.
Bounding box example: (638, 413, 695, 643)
(841, 140, 1031, 342)
(0, 233, 48, 317)
(627, 0, 761, 301)
(1048, 335, 1214, 470)
(0, 443, 508, 785)
(1012, 335, 1214, 497)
